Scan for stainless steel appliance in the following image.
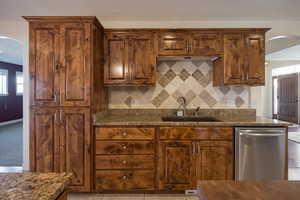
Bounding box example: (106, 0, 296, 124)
(235, 127, 286, 180)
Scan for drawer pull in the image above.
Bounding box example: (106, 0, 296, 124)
(122, 160, 127, 164)
(122, 175, 127, 180)
(122, 145, 127, 150)
(122, 132, 127, 136)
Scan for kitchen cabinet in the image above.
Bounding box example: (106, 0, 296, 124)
(213, 32, 266, 86)
(104, 31, 155, 85)
(158, 127, 233, 191)
(158, 141, 194, 190)
(94, 127, 155, 191)
(30, 107, 91, 191)
(158, 31, 222, 56)
(25, 16, 107, 192)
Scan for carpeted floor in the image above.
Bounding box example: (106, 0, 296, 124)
(0, 122, 23, 166)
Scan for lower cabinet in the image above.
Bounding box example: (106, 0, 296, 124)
(30, 107, 91, 191)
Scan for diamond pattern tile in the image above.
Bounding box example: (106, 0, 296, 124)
(235, 96, 245, 108)
(151, 90, 169, 107)
(218, 86, 231, 95)
(158, 69, 176, 87)
(192, 69, 210, 87)
(179, 69, 190, 81)
(199, 90, 217, 108)
(108, 61, 250, 109)
(232, 86, 245, 95)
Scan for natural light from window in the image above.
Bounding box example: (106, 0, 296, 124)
(272, 64, 300, 76)
(0, 69, 8, 96)
(16, 71, 23, 95)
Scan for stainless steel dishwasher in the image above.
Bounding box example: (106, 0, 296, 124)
(235, 127, 286, 180)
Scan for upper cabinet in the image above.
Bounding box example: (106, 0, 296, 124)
(213, 31, 266, 86)
(104, 28, 269, 86)
(104, 31, 155, 85)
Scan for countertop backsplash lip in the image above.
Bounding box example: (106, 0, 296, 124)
(108, 60, 251, 109)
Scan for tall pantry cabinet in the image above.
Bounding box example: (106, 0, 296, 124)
(24, 17, 107, 192)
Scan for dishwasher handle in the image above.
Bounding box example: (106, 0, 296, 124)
(239, 129, 285, 137)
(240, 133, 285, 137)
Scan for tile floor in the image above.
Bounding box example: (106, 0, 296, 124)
(68, 193, 198, 200)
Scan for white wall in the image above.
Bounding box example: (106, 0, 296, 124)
(0, 19, 29, 170)
(1, 18, 300, 170)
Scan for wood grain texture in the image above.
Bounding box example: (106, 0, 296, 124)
(197, 181, 300, 200)
(189, 32, 223, 56)
(159, 127, 233, 140)
(56, 191, 67, 200)
(30, 107, 60, 172)
(95, 155, 154, 169)
(158, 141, 194, 191)
(60, 23, 91, 106)
(29, 23, 60, 106)
(95, 127, 155, 140)
(95, 141, 154, 155)
(195, 141, 233, 181)
(95, 170, 155, 191)
(158, 32, 189, 56)
(58, 108, 91, 192)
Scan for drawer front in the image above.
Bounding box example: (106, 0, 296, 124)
(160, 127, 233, 140)
(95, 170, 155, 190)
(95, 127, 155, 140)
(95, 141, 154, 155)
(95, 155, 154, 169)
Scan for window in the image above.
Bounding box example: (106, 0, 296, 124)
(0, 69, 8, 96)
(16, 71, 23, 95)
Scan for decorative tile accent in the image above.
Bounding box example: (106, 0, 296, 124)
(179, 69, 190, 81)
(192, 69, 210, 87)
(218, 86, 231, 95)
(235, 96, 245, 108)
(158, 69, 176, 87)
(124, 96, 134, 108)
(199, 90, 218, 108)
(108, 61, 250, 109)
(233, 86, 245, 95)
(151, 90, 169, 107)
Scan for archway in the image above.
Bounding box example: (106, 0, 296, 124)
(0, 36, 23, 172)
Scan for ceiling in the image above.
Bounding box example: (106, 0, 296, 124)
(266, 44, 300, 60)
(1, 0, 300, 21)
(0, 37, 23, 66)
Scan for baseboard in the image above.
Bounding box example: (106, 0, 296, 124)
(0, 119, 23, 127)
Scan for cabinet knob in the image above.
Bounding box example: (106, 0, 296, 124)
(122, 132, 127, 136)
(122, 145, 127, 150)
(122, 160, 127, 164)
(123, 175, 127, 180)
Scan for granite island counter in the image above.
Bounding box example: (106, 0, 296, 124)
(0, 172, 71, 200)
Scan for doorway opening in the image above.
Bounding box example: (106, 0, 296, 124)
(0, 36, 23, 172)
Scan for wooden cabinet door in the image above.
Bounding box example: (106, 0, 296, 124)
(104, 33, 129, 84)
(223, 34, 245, 85)
(190, 33, 222, 56)
(29, 23, 60, 106)
(30, 108, 60, 172)
(59, 108, 91, 192)
(130, 33, 155, 84)
(158, 32, 189, 56)
(194, 141, 233, 182)
(159, 141, 194, 190)
(244, 33, 265, 85)
(60, 23, 91, 106)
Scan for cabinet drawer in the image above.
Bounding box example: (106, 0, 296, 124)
(95, 170, 154, 190)
(160, 127, 233, 140)
(95, 128, 155, 140)
(95, 141, 154, 155)
(95, 155, 154, 169)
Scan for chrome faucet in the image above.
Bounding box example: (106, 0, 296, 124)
(177, 96, 187, 116)
(194, 106, 201, 117)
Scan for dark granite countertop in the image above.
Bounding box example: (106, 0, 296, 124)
(198, 180, 300, 200)
(93, 109, 291, 127)
(0, 172, 71, 200)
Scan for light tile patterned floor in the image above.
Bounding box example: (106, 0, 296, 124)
(68, 193, 198, 200)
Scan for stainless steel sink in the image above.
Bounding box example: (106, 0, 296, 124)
(161, 116, 223, 122)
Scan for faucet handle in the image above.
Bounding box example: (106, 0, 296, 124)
(194, 106, 201, 116)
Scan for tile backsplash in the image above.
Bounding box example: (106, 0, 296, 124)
(108, 60, 250, 109)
